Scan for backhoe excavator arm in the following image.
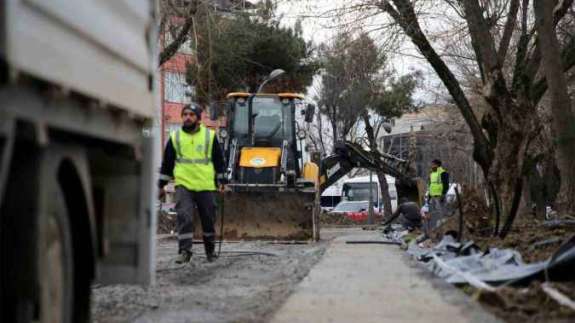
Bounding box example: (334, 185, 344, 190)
(319, 142, 424, 204)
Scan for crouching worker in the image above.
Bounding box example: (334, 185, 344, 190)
(158, 104, 226, 264)
(381, 197, 422, 231)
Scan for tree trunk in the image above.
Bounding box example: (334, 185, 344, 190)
(376, 173, 393, 217)
(362, 114, 393, 217)
(330, 106, 338, 153)
(534, 0, 575, 214)
(492, 98, 534, 237)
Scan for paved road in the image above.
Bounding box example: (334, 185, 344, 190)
(271, 231, 500, 323)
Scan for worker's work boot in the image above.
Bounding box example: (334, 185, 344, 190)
(206, 252, 217, 263)
(175, 250, 192, 264)
(204, 237, 217, 262)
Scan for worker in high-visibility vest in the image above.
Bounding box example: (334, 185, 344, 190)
(423, 159, 449, 237)
(158, 104, 225, 263)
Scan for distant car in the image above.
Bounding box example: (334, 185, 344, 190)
(329, 201, 380, 222)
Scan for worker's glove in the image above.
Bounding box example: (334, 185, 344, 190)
(440, 195, 446, 203)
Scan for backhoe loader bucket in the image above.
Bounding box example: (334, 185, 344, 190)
(196, 188, 317, 240)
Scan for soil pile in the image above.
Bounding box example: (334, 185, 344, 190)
(476, 282, 575, 322)
(432, 186, 575, 322)
(320, 211, 383, 226)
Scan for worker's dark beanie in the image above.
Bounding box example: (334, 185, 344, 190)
(182, 104, 202, 119)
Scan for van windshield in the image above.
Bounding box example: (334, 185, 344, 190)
(342, 182, 378, 202)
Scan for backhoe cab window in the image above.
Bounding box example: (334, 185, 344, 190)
(232, 99, 249, 137)
(232, 96, 293, 145)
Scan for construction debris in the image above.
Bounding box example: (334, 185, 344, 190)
(382, 199, 575, 322)
(541, 282, 575, 311)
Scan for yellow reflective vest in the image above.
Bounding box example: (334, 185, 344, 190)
(429, 167, 446, 197)
(171, 125, 216, 191)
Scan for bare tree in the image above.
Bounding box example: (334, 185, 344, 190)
(317, 32, 366, 149)
(370, 0, 575, 237)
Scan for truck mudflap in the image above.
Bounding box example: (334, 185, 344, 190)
(195, 188, 317, 240)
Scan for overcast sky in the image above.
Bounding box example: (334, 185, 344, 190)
(274, 0, 457, 104)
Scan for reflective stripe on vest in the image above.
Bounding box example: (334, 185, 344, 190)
(174, 127, 211, 164)
(171, 126, 216, 191)
(429, 167, 446, 197)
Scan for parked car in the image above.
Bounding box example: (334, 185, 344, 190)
(329, 201, 380, 222)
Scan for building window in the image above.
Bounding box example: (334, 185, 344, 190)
(164, 72, 194, 103)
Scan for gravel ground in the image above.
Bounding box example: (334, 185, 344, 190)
(91, 237, 328, 323)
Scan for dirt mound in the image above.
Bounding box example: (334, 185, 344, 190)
(477, 282, 575, 322)
(437, 186, 492, 240)
(320, 212, 383, 226)
(432, 186, 575, 322)
(436, 186, 574, 263)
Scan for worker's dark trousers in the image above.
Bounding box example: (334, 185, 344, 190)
(424, 197, 445, 237)
(175, 186, 216, 256)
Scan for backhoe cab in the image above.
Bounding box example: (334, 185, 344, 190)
(223, 92, 317, 189)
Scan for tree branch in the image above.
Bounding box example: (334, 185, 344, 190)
(379, 0, 492, 170)
(520, 0, 574, 90)
(497, 0, 521, 64)
(512, 0, 531, 93)
(554, 0, 575, 26)
(159, 3, 198, 66)
(532, 35, 575, 105)
(460, 0, 502, 73)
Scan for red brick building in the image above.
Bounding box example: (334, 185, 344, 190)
(159, 2, 251, 144)
(159, 30, 194, 144)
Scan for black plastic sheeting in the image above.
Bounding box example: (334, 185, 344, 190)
(385, 230, 575, 287)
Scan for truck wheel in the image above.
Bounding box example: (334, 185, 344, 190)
(37, 182, 74, 323)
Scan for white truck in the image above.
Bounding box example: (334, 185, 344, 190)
(0, 1, 157, 322)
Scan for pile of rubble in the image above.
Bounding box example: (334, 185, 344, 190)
(380, 195, 575, 322)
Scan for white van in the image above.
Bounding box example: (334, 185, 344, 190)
(341, 175, 398, 214)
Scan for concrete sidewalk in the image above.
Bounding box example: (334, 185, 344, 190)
(271, 231, 499, 323)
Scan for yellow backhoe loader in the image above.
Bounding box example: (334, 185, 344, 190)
(204, 92, 424, 240)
